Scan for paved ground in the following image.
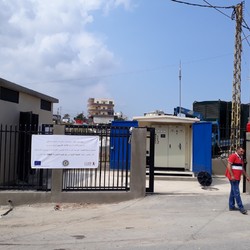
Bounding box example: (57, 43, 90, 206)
(1, 176, 250, 250)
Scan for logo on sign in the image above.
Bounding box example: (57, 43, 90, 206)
(62, 160, 69, 167)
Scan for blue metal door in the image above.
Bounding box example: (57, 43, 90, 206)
(110, 121, 138, 170)
(192, 122, 212, 175)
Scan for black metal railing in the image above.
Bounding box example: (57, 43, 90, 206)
(63, 125, 131, 191)
(0, 124, 53, 191)
(0, 124, 132, 192)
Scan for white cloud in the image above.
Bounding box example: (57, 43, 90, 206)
(103, 0, 134, 14)
(0, 0, 133, 117)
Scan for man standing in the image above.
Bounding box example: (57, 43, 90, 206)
(225, 147, 250, 215)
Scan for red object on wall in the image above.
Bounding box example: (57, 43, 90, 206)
(246, 120, 250, 132)
(74, 119, 83, 124)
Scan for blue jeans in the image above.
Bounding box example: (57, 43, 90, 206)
(229, 180, 244, 210)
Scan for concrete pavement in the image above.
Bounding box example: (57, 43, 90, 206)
(1, 176, 250, 250)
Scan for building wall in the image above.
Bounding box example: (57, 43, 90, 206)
(19, 92, 53, 125)
(138, 122, 193, 171)
(0, 100, 18, 125)
(0, 92, 54, 126)
(88, 97, 114, 122)
(93, 116, 114, 124)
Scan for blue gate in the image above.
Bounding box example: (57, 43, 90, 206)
(110, 121, 138, 170)
(192, 122, 212, 175)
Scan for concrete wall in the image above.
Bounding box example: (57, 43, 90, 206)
(0, 126, 147, 206)
(212, 158, 227, 175)
(0, 100, 19, 125)
(19, 92, 54, 125)
(0, 92, 54, 126)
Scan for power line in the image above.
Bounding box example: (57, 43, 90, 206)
(242, 18, 250, 31)
(231, 3, 250, 31)
(242, 30, 250, 47)
(203, 0, 232, 19)
(24, 53, 233, 85)
(170, 0, 234, 9)
(203, 0, 250, 32)
(171, 0, 250, 40)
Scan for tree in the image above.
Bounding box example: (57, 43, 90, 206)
(74, 112, 87, 124)
(74, 113, 85, 121)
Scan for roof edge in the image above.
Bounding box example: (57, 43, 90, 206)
(0, 77, 59, 103)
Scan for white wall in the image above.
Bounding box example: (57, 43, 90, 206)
(0, 92, 54, 126)
(142, 122, 193, 170)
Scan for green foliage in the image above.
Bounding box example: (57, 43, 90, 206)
(74, 113, 85, 120)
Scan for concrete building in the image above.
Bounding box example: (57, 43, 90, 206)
(0, 77, 59, 185)
(0, 77, 59, 126)
(87, 97, 114, 124)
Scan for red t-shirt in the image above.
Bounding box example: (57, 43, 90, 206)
(225, 153, 244, 180)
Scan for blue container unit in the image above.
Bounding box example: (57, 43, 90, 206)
(110, 121, 138, 170)
(192, 122, 212, 175)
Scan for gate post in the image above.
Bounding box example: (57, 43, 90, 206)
(246, 132, 250, 194)
(130, 128, 147, 198)
(51, 125, 65, 201)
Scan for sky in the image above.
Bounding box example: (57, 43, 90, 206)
(1, 0, 250, 120)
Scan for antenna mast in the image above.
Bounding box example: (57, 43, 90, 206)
(179, 61, 182, 116)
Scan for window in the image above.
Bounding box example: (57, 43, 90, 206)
(41, 99, 52, 111)
(0, 86, 19, 103)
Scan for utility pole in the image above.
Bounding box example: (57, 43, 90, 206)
(230, 2, 243, 153)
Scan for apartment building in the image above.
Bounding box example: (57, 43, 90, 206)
(87, 98, 114, 124)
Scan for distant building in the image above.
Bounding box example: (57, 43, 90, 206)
(114, 111, 127, 121)
(144, 110, 166, 117)
(87, 98, 114, 124)
(62, 117, 70, 123)
(53, 114, 62, 124)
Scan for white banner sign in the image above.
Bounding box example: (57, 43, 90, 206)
(31, 135, 99, 169)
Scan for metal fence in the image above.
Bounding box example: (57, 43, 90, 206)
(0, 124, 52, 191)
(212, 127, 246, 159)
(63, 125, 131, 191)
(0, 124, 131, 192)
(1, 123, 246, 191)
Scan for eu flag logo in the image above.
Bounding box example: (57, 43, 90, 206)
(34, 161, 41, 166)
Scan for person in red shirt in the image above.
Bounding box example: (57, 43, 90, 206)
(225, 147, 250, 215)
